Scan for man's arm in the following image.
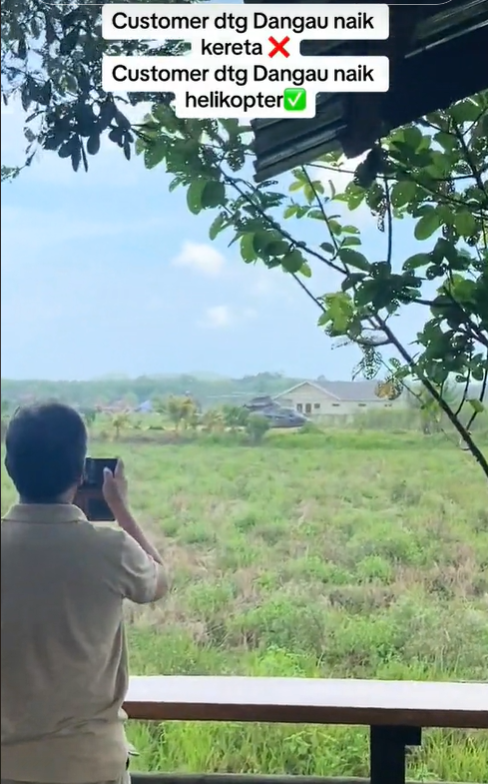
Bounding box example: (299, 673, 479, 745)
(112, 502, 169, 601)
(103, 461, 169, 603)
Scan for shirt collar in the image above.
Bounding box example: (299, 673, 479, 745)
(2, 504, 87, 524)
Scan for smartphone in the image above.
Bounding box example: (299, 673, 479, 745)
(74, 457, 118, 522)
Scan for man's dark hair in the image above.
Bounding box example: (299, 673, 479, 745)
(5, 402, 87, 503)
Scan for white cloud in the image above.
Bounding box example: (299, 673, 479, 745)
(199, 305, 257, 329)
(202, 305, 233, 328)
(171, 241, 225, 277)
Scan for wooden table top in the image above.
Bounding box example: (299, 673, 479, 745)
(124, 676, 488, 728)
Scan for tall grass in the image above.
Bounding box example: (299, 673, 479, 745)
(2, 434, 487, 781)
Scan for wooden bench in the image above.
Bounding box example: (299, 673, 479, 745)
(124, 676, 488, 784)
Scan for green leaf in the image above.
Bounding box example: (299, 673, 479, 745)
(299, 263, 312, 278)
(450, 99, 481, 124)
(450, 277, 476, 304)
(281, 249, 304, 273)
(17, 37, 27, 60)
(342, 273, 366, 291)
(472, 113, 488, 142)
(240, 233, 257, 263)
(291, 168, 307, 183)
(328, 219, 343, 236)
(320, 242, 335, 255)
(60, 27, 80, 56)
(390, 180, 416, 208)
(338, 248, 370, 272)
(168, 176, 182, 193)
(403, 126, 423, 151)
(345, 189, 365, 210)
(289, 180, 303, 192)
(414, 210, 441, 240)
(144, 140, 167, 169)
(267, 240, 289, 257)
(284, 205, 298, 219)
(454, 211, 477, 238)
(186, 179, 207, 215)
(86, 134, 100, 156)
(58, 137, 76, 159)
(253, 230, 276, 255)
(70, 141, 81, 172)
(220, 118, 239, 136)
(201, 181, 225, 209)
(323, 292, 354, 333)
(38, 80, 52, 106)
(434, 132, 457, 152)
(403, 253, 431, 270)
(209, 213, 226, 240)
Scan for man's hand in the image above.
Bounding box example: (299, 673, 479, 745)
(103, 459, 128, 516)
(103, 460, 164, 568)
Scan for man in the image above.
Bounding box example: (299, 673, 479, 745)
(1, 402, 169, 784)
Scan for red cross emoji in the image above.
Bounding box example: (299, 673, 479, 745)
(268, 36, 290, 58)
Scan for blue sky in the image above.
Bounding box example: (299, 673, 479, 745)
(1, 13, 428, 381)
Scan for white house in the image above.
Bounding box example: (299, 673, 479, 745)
(273, 380, 406, 419)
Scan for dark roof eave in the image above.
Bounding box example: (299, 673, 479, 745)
(246, 1, 488, 180)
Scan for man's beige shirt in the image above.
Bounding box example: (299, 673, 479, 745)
(1, 504, 160, 783)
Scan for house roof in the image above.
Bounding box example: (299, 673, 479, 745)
(136, 400, 153, 412)
(275, 380, 385, 403)
(246, 0, 488, 181)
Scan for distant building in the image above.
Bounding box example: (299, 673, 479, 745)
(273, 380, 407, 419)
(96, 400, 129, 414)
(136, 400, 153, 413)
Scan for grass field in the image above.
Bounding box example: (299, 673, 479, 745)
(2, 430, 488, 781)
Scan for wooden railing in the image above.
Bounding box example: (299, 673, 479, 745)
(130, 777, 475, 784)
(124, 676, 488, 784)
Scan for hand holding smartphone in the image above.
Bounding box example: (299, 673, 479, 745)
(74, 457, 118, 521)
(76, 459, 165, 574)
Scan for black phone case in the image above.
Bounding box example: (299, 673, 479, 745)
(76, 458, 119, 522)
(82, 457, 118, 489)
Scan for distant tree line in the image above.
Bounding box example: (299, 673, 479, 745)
(0, 373, 303, 409)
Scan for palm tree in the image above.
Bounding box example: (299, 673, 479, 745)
(111, 411, 130, 440)
(166, 397, 185, 430)
(180, 397, 198, 430)
(200, 408, 224, 433)
(165, 396, 198, 431)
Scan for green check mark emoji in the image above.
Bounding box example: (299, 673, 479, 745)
(283, 88, 307, 112)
